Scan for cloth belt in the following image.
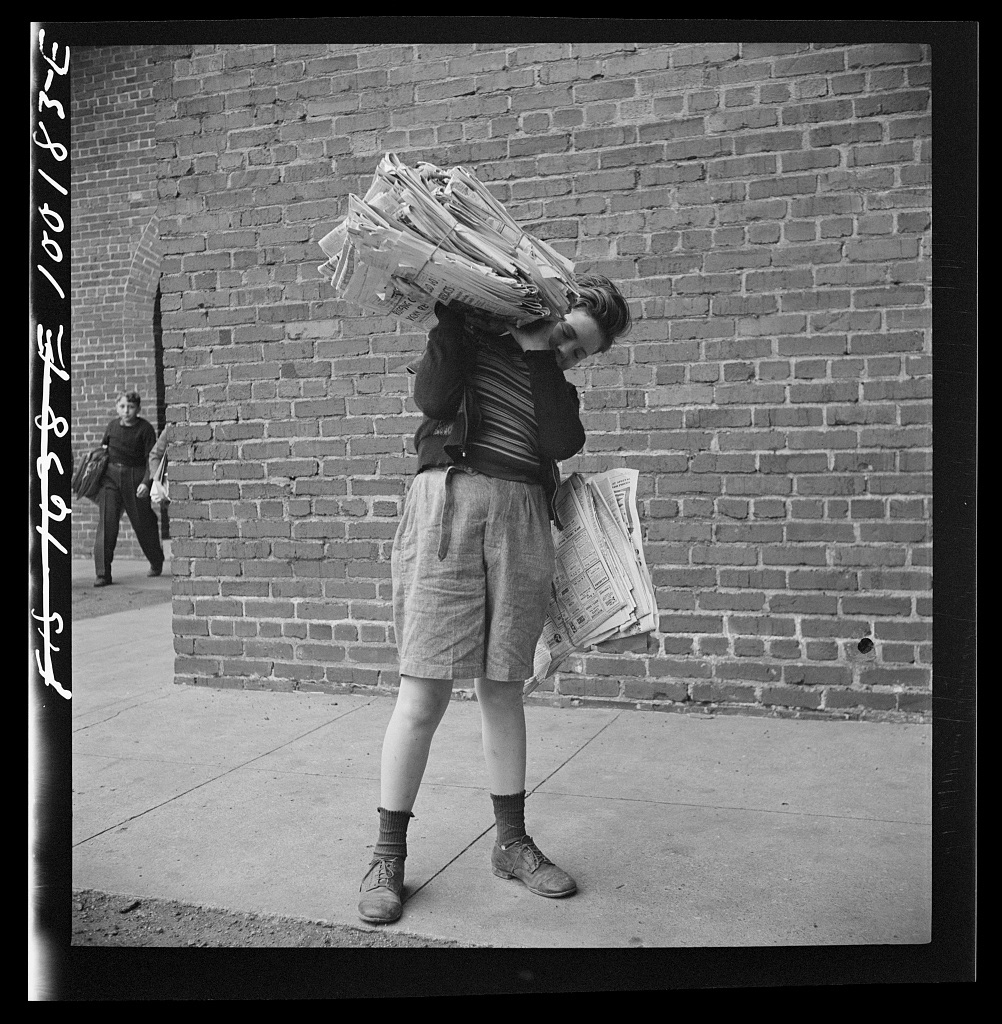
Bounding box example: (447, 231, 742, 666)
(437, 464, 478, 561)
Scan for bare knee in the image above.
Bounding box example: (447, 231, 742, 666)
(393, 675, 453, 732)
(474, 677, 524, 713)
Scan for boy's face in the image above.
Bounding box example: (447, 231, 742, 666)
(116, 396, 139, 424)
(548, 309, 605, 371)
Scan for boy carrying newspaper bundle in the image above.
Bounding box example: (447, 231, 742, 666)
(317, 154, 645, 926)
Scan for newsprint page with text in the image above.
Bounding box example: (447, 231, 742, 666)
(526, 469, 658, 693)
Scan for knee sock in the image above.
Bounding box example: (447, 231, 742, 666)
(491, 791, 526, 848)
(372, 807, 413, 862)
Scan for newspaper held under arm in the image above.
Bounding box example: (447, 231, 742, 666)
(318, 153, 578, 329)
(524, 469, 658, 696)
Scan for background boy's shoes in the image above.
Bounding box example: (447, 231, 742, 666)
(491, 835, 577, 898)
(147, 566, 163, 577)
(93, 577, 112, 587)
(357, 857, 405, 924)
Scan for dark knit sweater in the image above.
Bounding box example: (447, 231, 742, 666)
(101, 417, 157, 486)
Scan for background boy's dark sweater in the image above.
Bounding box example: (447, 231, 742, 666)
(102, 418, 157, 486)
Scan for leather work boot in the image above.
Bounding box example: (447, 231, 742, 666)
(357, 856, 405, 924)
(491, 835, 577, 898)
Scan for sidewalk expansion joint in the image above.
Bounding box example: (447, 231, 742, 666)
(72, 698, 382, 848)
(524, 789, 932, 827)
(72, 694, 179, 732)
(526, 710, 623, 797)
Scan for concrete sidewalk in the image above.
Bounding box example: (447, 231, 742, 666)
(70, 559, 932, 948)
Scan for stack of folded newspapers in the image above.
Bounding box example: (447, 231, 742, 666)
(317, 153, 578, 328)
(524, 469, 659, 695)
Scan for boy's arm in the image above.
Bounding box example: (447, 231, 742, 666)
(522, 351, 587, 461)
(412, 302, 474, 419)
(148, 426, 169, 472)
(139, 422, 157, 488)
(507, 318, 587, 461)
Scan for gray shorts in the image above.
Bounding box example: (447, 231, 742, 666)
(391, 466, 556, 683)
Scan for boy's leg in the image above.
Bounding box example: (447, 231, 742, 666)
(359, 674, 453, 924)
(120, 467, 165, 573)
(474, 676, 527, 797)
(476, 677, 577, 899)
(380, 675, 454, 811)
(93, 469, 123, 583)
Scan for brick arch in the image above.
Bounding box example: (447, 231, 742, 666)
(73, 213, 165, 561)
(70, 45, 169, 560)
(118, 212, 163, 402)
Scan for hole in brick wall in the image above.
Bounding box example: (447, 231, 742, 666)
(857, 638, 874, 654)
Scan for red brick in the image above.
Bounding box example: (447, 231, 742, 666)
(761, 686, 823, 710)
(896, 692, 932, 713)
(647, 658, 712, 679)
(783, 664, 851, 687)
(716, 662, 782, 684)
(557, 676, 621, 698)
(824, 689, 897, 711)
(859, 667, 931, 688)
(623, 680, 689, 701)
(690, 681, 757, 704)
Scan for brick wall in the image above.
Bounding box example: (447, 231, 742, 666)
(82, 40, 932, 720)
(70, 46, 177, 559)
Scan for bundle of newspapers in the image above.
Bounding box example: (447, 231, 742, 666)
(317, 153, 578, 329)
(524, 468, 659, 696)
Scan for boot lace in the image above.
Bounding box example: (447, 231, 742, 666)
(513, 836, 551, 871)
(363, 857, 401, 891)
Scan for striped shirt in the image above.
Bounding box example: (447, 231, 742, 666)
(462, 333, 542, 481)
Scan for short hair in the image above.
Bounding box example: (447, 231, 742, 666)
(120, 391, 142, 408)
(571, 275, 633, 352)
